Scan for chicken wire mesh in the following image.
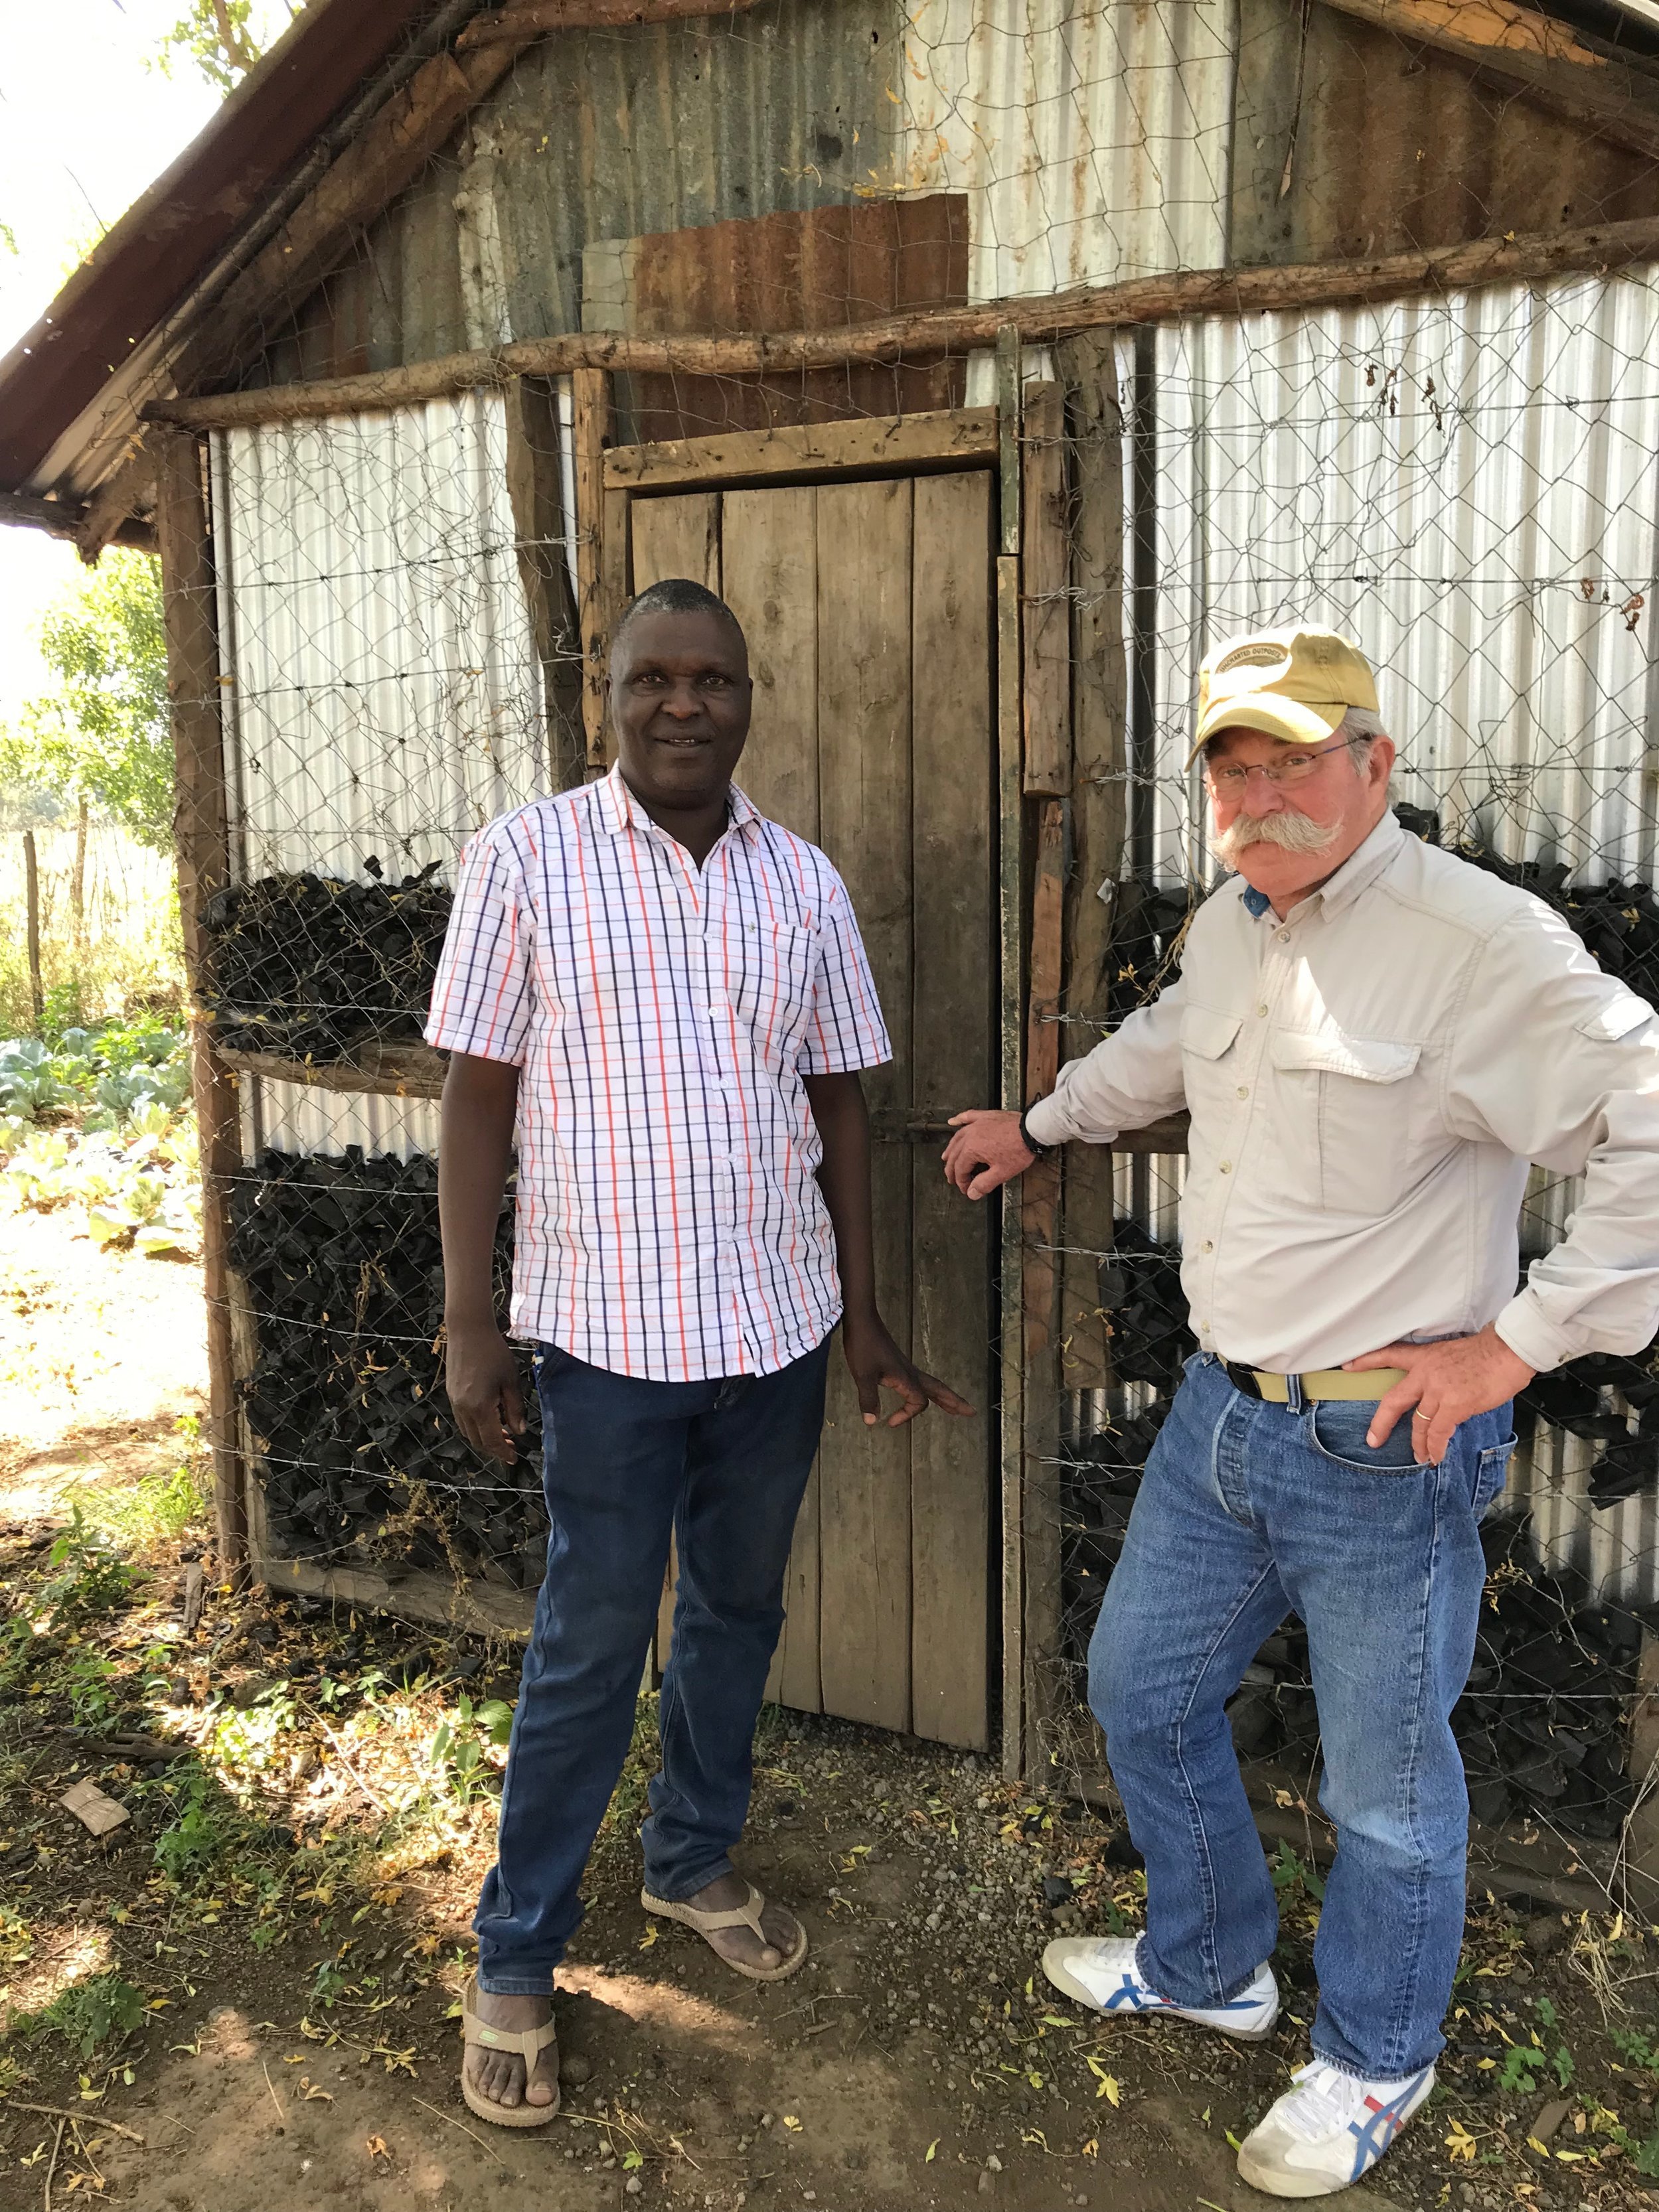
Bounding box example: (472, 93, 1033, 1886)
(155, 0, 1659, 1860)
(1042, 267, 1659, 1887)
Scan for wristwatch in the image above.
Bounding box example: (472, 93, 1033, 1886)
(1018, 1107, 1054, 1159)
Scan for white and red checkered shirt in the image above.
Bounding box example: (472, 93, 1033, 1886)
(426, 765, 892, 1381)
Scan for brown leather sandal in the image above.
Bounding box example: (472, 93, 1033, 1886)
(639, 1881, 809, 1982)
(459, 1972, 560, 2128)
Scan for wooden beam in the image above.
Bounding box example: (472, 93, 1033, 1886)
(1315, 0, 1659, 166)
(571, 368, 613, 774)
(459, 0, 762, 45)
(143, 210, 1659, 437)
(1020, 384, 1069, 798)
(0, 487, 152, 552)
(216, 1041, 447, 1098)
(153, 429, 245, 1579)
(503, 374, 585, 792)
(605, 409, 998, 492)
(1021, 799, 1067, 1767)
(1113, 1111, 1192, 1153)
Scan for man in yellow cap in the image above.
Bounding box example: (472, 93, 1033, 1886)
(943, 625, 1659, 2197)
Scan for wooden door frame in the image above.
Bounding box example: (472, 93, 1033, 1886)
(578, 394, 1067, 1777)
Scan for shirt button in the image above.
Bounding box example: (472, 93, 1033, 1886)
(1256, 1003, 1269, 1017)
(1202, 1240, 1214, 1253)
(1218, 1160, 1232, 1174)
(1276, 928, 1289, 942)
(1236, 1085, 1249, 1098)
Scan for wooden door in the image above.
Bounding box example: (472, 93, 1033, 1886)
(632, 473, 997, 1749)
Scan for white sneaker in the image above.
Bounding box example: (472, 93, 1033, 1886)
(1236, 2059, 1435, 2197)
(1041, 1935, 1279, 2041)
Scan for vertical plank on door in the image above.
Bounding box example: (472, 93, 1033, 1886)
(815, 477, 915, 1734)
(630, 492, 721, 593)
(909, 469, 994, 1751)
(721, 487, 820, 842)
(722, 485, 827, 1714)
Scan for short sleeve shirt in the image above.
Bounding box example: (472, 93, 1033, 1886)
(426, 767, 892, 1380)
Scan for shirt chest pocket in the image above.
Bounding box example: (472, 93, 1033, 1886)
(1180, 1005, 1247, 1122)
(726, 922, 817, 1061)
(1269, 1027, 1421, 1216)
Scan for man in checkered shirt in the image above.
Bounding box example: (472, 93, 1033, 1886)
(428, 576, 971, 2126)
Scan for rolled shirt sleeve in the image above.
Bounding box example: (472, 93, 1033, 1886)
(425, 824, 534, 1065)
(799, 877, 893, 1074)
(1024, 979, 1190, 1149)
(1444, 902, 1659, 1371)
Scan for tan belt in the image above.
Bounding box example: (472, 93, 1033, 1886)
(1251, 1366, 1406, 1404)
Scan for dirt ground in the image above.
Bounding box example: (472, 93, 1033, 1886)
(3, 1195, 1659, 2212)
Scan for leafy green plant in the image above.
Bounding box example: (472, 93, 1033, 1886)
(63, 1647, 121, 1730)
(21, 1972, 147, 2059)
(73, 1458, 209, 1547)
(423, 1694, 515, 1810)
(42, 1506, 137, 1621)
(149, 1767, 244, 1887)
(1267, 1840, 1326, 1903)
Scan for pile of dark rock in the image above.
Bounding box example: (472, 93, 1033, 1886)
(229, 1147, 546, 1587)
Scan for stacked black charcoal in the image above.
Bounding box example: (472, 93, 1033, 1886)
(1058, 1222, 1194, 1657)
(229, 1149, 547, 1587)
(1104, 879, 1198, 1021)
(199, 861, 453, 1057)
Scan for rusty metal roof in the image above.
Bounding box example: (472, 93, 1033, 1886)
(0, 0, 445, 510)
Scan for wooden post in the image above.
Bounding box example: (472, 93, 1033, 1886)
(572, 368, 613, 774)
(1625, 1627, 1659, 1902)
(1021, 384, 1071, 799)
(23, 830, 43, 1029)
(71, 797, 89, 966)
(153, 429, 246, 1580)
(996, 325, 1026, 1781)
(503, 375, 584, 792)
(1022, 799, 1067, 1765)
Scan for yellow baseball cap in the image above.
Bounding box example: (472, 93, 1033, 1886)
(1187, 626, 1380, 767)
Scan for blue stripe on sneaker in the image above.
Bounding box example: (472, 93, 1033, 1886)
(1346, 2067, 1433, 2183)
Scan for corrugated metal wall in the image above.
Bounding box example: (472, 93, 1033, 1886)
(1089, 260, 1659, 1601)
(898, 0, 1233, 301)
(1130, 267, 1659, 893)
(211, 388, 546, 1163)
(212, 391, 546, 881)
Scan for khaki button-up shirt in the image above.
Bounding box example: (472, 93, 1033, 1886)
(1024, 812, 1659, 1374)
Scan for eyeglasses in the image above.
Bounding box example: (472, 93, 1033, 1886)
(1204, 735, 1350, 797)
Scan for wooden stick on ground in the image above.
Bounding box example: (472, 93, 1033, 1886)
(41, 2117, 65, 2212)
(1, 2104, 145, 2146)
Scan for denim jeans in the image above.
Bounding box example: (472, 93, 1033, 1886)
(1091, 1352, 1515, 2079)
(474, 1333, 831, 1994)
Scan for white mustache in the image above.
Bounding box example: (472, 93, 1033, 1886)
(1214, 808, 1340, 867)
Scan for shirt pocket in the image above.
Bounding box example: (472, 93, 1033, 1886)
(1179, 1005, 1245, 1124)
(1269, 1026, 1421, 1215)
(728, 922, 817, 1063)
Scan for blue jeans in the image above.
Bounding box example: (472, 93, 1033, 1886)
(474, 1334, 831, 1994)
(1091, 1353, 1514, 2079)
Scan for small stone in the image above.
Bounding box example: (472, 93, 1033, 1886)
(977, 2173, 995, 2195)
(1524, 1914, 1567, 1957)
(625, 2179, 643, 2197)
(559, 2051, 592, 2087)
(986, 2154, 1003, 2172)
(1533, 2097, 1573, 2143)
